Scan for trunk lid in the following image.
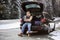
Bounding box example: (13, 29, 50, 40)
(21, 2, 43, 12)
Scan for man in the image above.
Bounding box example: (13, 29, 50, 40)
(18, 11, 33, 37)
(41, 12, 52, 32)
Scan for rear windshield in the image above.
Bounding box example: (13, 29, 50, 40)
(25, 4, 41, 9)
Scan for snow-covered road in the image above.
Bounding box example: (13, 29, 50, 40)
(0, 17, 60, 40)
(48, 17, 60, 40)
(0, 19, 20, 29)
(0, 17, 60, 29)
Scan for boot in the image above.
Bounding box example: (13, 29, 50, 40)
(18, 33, 23, 37)
(28, 33, 30, 37)
(26, 31, 31, 37)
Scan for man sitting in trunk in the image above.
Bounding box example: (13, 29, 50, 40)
(18, 11, 33, 37)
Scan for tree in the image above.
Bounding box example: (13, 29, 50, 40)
(0, 0, 21, 20)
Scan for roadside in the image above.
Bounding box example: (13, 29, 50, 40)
(0, 19, 20, 29)
(0, 19, 19, 25)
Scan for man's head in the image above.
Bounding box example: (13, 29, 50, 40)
(26, 11, 31, 16)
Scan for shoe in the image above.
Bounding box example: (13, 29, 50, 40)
(18, 33, 23, 37)
(26, 31, 33, 34)
(28, 33, 30, 37)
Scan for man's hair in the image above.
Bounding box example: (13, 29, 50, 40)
(26, 11, 30, 13)
(26, 11, 32, 16)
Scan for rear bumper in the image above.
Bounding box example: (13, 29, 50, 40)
(20, 26, 48, 31)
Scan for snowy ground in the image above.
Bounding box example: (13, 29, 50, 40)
(0, 17, 60, 29)
(0, 19, 20, 29)
(0, 17, 60, 40)
(49, 30, 60, 40)
(48, 17, 60, 40)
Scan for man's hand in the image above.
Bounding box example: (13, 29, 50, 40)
(24, 16, 33, 22)
(24, 19, 29, 21)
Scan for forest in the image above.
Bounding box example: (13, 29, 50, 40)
(0, 0, 60, 19)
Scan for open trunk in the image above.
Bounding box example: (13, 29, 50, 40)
(21, 2, 43, 12)
(21, 2, 44, 30)
(21, 2, 44, 24)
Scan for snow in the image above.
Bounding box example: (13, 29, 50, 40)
(47, 17, 60, 40)
(48, 17, 60, 40)
(0, 19, 20, 29)
(0, 18, 60, 40)
(0, 22, 20, 29)
(0, 17, 60, 29)
(54, 17, 60, 21)
(53, 17, 60, 28)
(49, 30, 60, 40)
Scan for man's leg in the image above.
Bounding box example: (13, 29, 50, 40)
(21, 23, 27, 33)
(27, 23, 31, 37)
(27, 23, 31, 33)
(18, 23, 27, 37)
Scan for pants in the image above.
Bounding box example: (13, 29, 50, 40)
(21, 23, 31, 33)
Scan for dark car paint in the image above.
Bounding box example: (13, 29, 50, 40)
(21, 2, 43, 12)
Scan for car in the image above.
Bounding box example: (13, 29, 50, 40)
(20, 1, 55, 34)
